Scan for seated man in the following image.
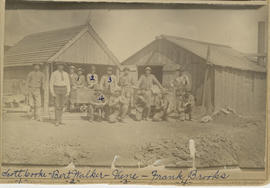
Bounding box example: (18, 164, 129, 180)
(87, 87, 107, 122)
(176, 90, 194, 121)
(182, 92, 195, 121)
(134, 90, 148, 121)
(107, 88, 129, 123)
(152, 90, 170, 122)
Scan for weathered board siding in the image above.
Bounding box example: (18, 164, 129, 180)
(55, 32, 115, 66)
(4, 66, 33, 80)
(3, 66, 33, 94)
(156, 40, 209, 106)
(214, 66, 266, 115)
(123, 38, 266, 115)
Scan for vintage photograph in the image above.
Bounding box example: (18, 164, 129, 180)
(1, 0, 268, 184)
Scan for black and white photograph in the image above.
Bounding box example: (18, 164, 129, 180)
(0, 0, 268, 185)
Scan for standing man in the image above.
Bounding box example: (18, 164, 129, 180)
(76, 68, 86, 88)
(137, 66, 163, 120)
(69, 65, 78, 90)
(87, 65, 99, 89)
(119, 67, 135, 109)
(100, 67, 117, 95)
(170, 67, 192, 96)
(69, 65, 78, 111)
(50, 62, 70, 126)
(26, 63, 45, 121)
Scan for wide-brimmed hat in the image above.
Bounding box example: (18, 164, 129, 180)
(144, 66, 152, 71)
(77, 68, 83, 72)
(69, 65, 76, 69)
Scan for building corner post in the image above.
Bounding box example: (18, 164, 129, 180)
(43, 63, 50, 116)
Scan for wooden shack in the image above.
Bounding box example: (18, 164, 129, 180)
(4, 23, 121, 113)
(122, 35, 266, 115)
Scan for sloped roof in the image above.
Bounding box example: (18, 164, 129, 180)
(123, 35, 265, 73)
(5, 24, 120, 67)
(163, 35, 265, 73)
(133, 50, 180, 71)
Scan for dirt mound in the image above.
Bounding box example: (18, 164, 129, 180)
(194, 135, 239, 168)
(134, 136, 191, 167)
(134, 134, 240, 168)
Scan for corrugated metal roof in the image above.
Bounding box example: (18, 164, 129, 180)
(162, 35, 265, 73)
(5, 24, 120, 68)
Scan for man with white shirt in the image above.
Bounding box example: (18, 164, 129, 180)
(50, 62, 70, 126)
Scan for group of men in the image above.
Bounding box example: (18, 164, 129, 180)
(26, 62, 194, 126)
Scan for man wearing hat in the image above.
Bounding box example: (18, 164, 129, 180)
(26, 63, 45, 121)
(152, 90, 170, 121)
(100, 66, 117, 95)
(68, 65, 78, 111)
(119, 67, 135, 109)
(87, 86, 107, 122)
(76, 67, 86, 88)
(107, 87, 128, 123)
(137, 66, 163, 120)
(69, 65, 78, 89)
(50, 62, 70, 126)
(134, 90, 148, 121)
(170, 67, 191, 96)
(87, 65, 99, 89)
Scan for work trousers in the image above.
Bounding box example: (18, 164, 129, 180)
(87, 104, 103, 121)
(177, 105, 192, 121)
(135, 106, 149, 121)
(28, 87, 42, 119)
(54, 86, 67, 123)
(143, 89, 152, 118)
(122, 86, 134, 108)
(108, 104, 128, 123)
(152, 110, 168, 121)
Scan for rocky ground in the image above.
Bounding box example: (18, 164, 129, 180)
(2, 111, 266, 169)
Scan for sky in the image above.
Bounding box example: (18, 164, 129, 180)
(4, 6, 268, 62)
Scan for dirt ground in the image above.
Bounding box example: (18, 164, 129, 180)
(2, 111, 266, 169)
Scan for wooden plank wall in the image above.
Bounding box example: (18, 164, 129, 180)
(55, 32, 115, 66)
(214, 66, 266, 115)
(159, 41, 207, 106)
(3, 66, 33, 95)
